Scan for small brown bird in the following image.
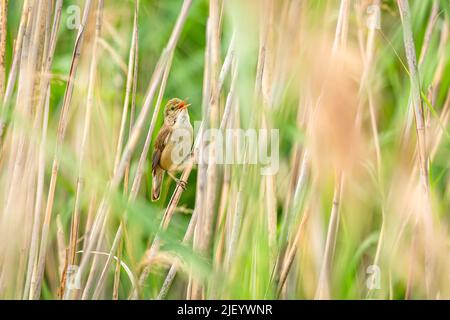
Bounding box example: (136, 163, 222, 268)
(151, 98, 193, 201)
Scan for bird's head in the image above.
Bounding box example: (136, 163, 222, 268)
(164, 98, 190, 124)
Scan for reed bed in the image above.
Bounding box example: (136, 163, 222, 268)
(0, 0, 448, 300)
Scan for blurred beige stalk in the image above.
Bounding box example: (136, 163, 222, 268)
(0, 1, 45, 299)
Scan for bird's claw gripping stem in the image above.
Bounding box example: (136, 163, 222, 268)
(176, 179, 187, 191)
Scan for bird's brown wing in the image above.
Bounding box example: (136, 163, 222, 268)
(152, 125, 172, 174)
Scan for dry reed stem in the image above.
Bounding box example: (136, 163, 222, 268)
(113, 0, 139, 175)
(418, 1, 439, 67)
(0, 0, 7, 100)
(314, 0, 349, 300)
(212, 174, 231, 262)
(70, 0, 104, 267)
(124, 12, 140, 193)
(23, 0, 62, 293)
(91, 219, 122, 299)
(1, 0, 36, 222)
(223, 112, 246, 274)
(212, 167, 230, 266)
(115, 0, 139, 298)
(402, 2, 439, 142)
(199, 0, 221, 256)
(0, 0, 43, 299)
(397, 0, 430, 193)
(278, 92, 311, 253)
(31, 0, 94, 300)
(332, 0, 349, 53)
(55, 215, 67, 298)
(156, 208, 199, 300)
(276, 206, 310, 298)
(81, 208, 109, 299)
(274, 77, 307, 289)
(24, 87, 52, 299)
(112, 234, 123, 300)
(256, 0, 277, 265)
(0, 1, 27, 298)
(356, 0, 381, 170)
(315, 173, 344, 299)
(81, 1, 140, 300)
(77, 250, 137, 291)
(431, 94, 450, 159)
(97, 38, 127, 74)
(273, 146, 310, 297)
(355, 0, 385, 297)
(64, 0, 104, 300)
(186, 12, 212, 299)
(187, 1, 213, 300)
(0, 0, 29, 142)
(224, 188, 244, 270)
(213, 55, 237, 268)
(189, 0, 221, 299)
(385, 3, 447, 300)
(429, 20, 448, 111)
(218, 32, 235, 94)
(397, 0, 434, 298)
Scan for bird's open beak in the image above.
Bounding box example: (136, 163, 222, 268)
(178, 102, 191, 110)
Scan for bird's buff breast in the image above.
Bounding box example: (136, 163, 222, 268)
(160, 116, 193, 172)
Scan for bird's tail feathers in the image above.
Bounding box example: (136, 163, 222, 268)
(152, 169, 164, 201)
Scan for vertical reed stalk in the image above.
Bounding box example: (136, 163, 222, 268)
(189, 0, 221, 299)
(64, 0, 104, 300)
(31, 0, 94, 299)
(397, 0, 434, 298)
(0, 0, 29, 142)
(315, 174, 344, 299)
(0, 0, 7, 100)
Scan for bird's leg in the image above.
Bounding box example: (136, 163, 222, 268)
(167, 171, 187, 190)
